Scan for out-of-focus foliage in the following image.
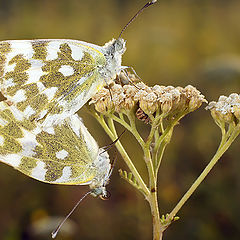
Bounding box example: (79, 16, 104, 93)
(0, 0, 239, 239)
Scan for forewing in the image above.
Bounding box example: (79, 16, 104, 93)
(0, 102, 99, 185)
(0, 39, 106, 127)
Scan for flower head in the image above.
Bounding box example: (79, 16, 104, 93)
(89, 75, 207, 122)
(206, 93, 240, 125)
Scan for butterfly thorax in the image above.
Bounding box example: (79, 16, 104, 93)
(100, 38, 126, 84)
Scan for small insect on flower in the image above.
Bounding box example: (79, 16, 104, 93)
(0, 1, 157, 129)
(136, 107, 151, 124)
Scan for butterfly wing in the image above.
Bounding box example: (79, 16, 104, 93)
(0, 39, 107, 127)
(0, 101, 101, 185)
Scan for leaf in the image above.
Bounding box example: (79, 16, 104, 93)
(118, 169, 143, 192)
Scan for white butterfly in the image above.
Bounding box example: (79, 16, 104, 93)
(0, 38, 126, 128)
(0, 0, 157, 129)
(0, 101, 111, 197)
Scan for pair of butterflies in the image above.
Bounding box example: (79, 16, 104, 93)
(0, 37, 125, 196)
(0, 0, 157, 198)
(0, 35, 124, 238)
(0, 0, 157, 237)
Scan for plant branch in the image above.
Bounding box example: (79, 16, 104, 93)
(167, 127, 240, 221)
(95, 113, 150, 197)
(110, 112, 145, 148)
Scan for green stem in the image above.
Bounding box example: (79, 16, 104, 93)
(144, 148, 162, 240)
(225, 123, 235, 142)
(119, 112, 125, 122)
(96, 114, 150, 196)
(218, 123, 235, 151)
(153, 113, 185, 173)
(153, 122, 175, 172)
(149, 185, 162, 240)
(107, 117, 118, 137)
(159, 121, 164, 134)
(154, 141, 168, 176)
(146, 112, 162, 148)
(126, 111, 145, 148)
(154, 118, 178, 154)
(167, 127, 240, 221)
(111, 113, 163, 239)
(144, 148, 155, 189)
(110, 113, 145, 148)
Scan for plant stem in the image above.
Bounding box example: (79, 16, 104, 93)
(167, 128, 240, 221)
(145, 154, 162, 240)
(146, 112, 162, 148)
(144, 144, 162, 239)
(108, 114, 163, 239)
(96, 114, 150, 196)
(149, 188, 162, 240)
(110, 113, 145, 148)
(154, 118, 177, 155)
(154, 141, 167, 176)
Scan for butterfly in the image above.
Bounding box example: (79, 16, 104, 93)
(0, 101, 111, 197)
(0, 38, 126, 128)
(0, 1, 157, 129)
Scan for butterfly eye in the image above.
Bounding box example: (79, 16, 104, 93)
(115, 39, 125, 52)
(100, 190, 111, 200)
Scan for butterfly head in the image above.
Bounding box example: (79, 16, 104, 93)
(90, 186, 108, 199)
(103, 38, 126, 56)
(113, 38, 126, 55)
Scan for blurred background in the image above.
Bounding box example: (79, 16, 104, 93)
(0, 0, 240, 239)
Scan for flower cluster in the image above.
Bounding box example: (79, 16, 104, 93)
(134, 83, 207, 116)
(89, 79, 207, 120)
(206, 93, 240, 125)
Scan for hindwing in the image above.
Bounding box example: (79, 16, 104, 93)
(0, 101, 101, 185)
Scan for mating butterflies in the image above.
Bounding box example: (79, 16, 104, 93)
(0, 101, 111, 197)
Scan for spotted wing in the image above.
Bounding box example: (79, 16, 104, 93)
(0, 39, 107, 127)
(0, 101, 100, 185)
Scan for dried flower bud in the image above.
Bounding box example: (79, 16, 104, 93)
(152, 85, 166, 97)
(89, 88, 114, 113)
(160, 93, 173, 114)
(121, 85, 138, 111)
(183, 85, 207, 112)
(229, 93, 240, 120)
(163, 88, 182, 114)
(233, 106, 240, 119)
(139, 92, 158, 115)
(136, 82, 152, 92)
(117, 71, 139, 85)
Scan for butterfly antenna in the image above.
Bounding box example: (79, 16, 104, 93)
(51, 191, 91, 239)
(122, 69, 141, 90)
(118, 0, 157, 39)
(101, 130, 126, 154)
